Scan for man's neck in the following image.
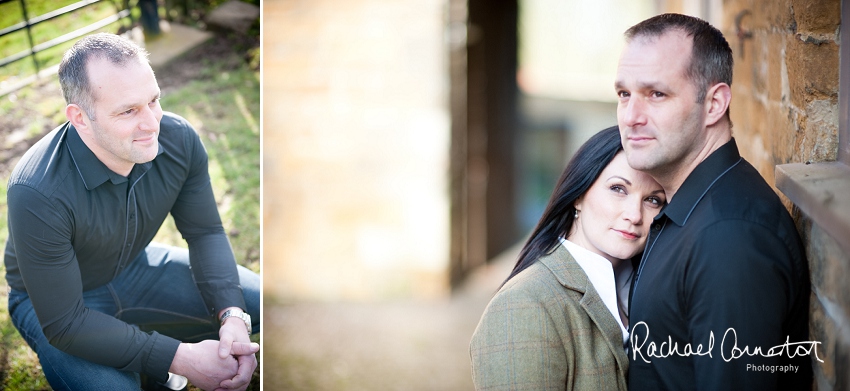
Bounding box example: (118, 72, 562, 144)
(656, 127, 732, 201)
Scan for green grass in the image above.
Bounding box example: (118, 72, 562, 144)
(0, 40, 260, 391)
(153, 59, 261, 271)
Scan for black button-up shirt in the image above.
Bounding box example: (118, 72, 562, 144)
(5, 112, 246, 381)
(628, 139, 812, 390)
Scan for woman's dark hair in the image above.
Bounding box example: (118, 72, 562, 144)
(502, 125, 624, 286)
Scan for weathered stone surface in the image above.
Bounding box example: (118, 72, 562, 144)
(806, 221, 850, 390)
(765, 32, 785, 103)
(766, 101, 795, 165)
(790, 0, 840, 35)
(763, 0, 796, 32)
(810, 290, 850, 391)
(810, 296, 835, 389)
(801, 99, 839, 162)
(785, 37, 839, 108)
(809, 224, 850, 317)
(838, 333, 850, 391)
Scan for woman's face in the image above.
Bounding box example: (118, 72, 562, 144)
(568, 151, 666, 263)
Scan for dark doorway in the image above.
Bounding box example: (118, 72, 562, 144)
(449, 0, 521, 287)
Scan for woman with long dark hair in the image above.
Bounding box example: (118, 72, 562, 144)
(470, 126, 666, 390)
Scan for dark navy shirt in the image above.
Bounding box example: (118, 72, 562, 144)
(628, 139, 812, 390)
(5, 112, 246, 380)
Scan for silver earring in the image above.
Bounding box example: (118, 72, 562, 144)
(574, 210, 579, 219)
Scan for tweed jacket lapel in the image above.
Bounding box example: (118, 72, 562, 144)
(540, 244, 629, 372)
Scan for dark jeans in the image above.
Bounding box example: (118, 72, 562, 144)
(8, 243, 260, 391)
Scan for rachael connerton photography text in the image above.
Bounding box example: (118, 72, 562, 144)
(629, 321, 824, 364)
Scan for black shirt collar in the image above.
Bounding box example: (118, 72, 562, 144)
(65, 122, 164, 189)
(658, 138, 743, 227)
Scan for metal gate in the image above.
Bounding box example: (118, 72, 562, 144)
(0, 0, 134, 95)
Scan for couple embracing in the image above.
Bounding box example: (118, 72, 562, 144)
(470, 13, 813, 391)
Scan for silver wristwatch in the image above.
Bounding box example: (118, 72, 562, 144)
(220, 308, 252, 335)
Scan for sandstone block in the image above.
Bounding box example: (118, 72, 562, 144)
(790, 0, 840, 35)
(785, 37, 838, 108)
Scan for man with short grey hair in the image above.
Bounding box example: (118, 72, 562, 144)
(616, 13, 812, 390)
(5, 33, 260, 390)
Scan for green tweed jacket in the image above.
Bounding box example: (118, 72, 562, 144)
(469, 244, 629, 391)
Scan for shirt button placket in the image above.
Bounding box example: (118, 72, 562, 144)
(122, 188, 137, 269)
(127, 190, 136, 247)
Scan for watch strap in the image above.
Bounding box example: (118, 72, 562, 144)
(220, 308, 252, 335)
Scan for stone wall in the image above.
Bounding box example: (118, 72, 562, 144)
(715, 0, 844, 388)
(805, 219, 850, 389)
(724, 0, 839, 184)
(659, 0, 846, 388)
(262, 0, 451, 301)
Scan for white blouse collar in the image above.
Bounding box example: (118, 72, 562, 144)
(560, 238, 632, 346)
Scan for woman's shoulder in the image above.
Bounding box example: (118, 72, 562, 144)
(491, 258, 577, 309)
(472, 255, 589, 361)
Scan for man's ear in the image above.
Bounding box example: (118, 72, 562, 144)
(704, 82, 731, 127)
(66, 104, 90, 132)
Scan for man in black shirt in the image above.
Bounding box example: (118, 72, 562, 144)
(5, 33, 259, 390)
(615, 14, 813, 390)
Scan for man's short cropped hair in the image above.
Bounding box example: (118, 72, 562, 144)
(58, 33, 150, 120)
(625, 13, 733, 105)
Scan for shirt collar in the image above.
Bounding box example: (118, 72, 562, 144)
(65, 123, 164, 190)
(659, 138, 743, 227)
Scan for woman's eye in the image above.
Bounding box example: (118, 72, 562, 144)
(610, 185, 626, 194)
(646, 196, 664, 207)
